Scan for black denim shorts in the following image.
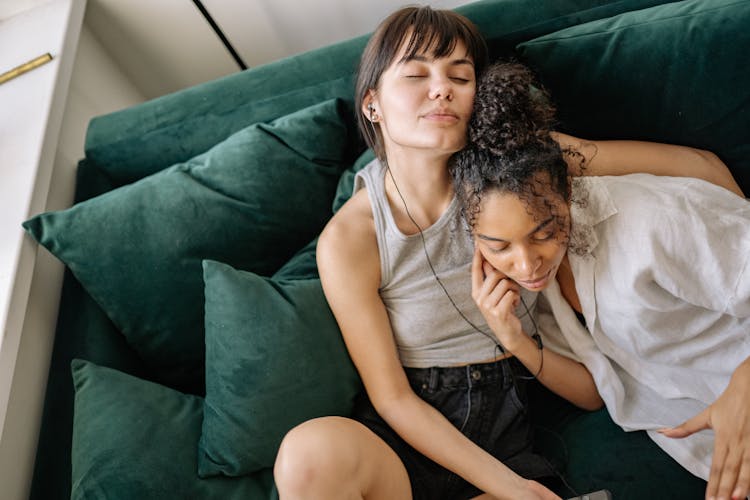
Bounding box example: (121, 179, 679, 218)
(351, 356, 559, 500)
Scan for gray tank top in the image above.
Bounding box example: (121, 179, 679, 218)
(354, 159, 538, 367)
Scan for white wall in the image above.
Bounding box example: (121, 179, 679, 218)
(0, 7, 145, 500)
(85, 0, 476, 99)
(205, 0, 478, 68)
(84, 0, 237, 99)
(0, 0, 54, 19)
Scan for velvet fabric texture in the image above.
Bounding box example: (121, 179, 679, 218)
(70, 360, 277, 499)
(517, 0, 750, 194)
(23, 99, 353, 386)
(332, 148, 375, 214)
(270, 237, 320, 281)
(198, 260, 361, 476)
(528, 384, 706, 499)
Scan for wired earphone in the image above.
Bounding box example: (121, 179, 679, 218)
(383, 160, 544, 380)
(367, 101, 543, 379)
(364, 103, 577, 493)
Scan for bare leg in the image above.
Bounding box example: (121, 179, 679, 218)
(274, 416, 412, 500)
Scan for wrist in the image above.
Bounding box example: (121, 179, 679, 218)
(504, 332, 535, 357)
(490, 473, 532, 500)
(507, 334, 544, 379)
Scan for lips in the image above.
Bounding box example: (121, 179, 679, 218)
(517, 269, 552, 289)
(423, 108, 459, 121)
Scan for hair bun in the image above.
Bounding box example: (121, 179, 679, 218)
(468, 62, 556, 157)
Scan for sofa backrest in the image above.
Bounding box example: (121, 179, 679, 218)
(84, 0, 674, 185)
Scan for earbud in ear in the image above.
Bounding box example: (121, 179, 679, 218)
(367, 103, 378, 122)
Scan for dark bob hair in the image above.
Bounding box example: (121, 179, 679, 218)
(355, 6, 488, 160)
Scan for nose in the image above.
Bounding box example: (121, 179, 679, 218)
(428, 75, 453, 101)
(515, 246, 541, 276)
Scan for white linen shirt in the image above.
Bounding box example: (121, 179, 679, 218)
(539, 174, 750, 480)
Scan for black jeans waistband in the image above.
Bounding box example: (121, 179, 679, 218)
(403, 357, 523, 391)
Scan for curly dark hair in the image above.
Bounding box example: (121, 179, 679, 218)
(450, 62, 571, 238)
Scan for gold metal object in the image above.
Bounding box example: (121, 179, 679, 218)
(0, 53, 53, 85)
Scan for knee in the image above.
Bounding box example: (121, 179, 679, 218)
(274, 417, 355, 495)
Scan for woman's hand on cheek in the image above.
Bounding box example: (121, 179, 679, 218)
(471, 247, 523, 351)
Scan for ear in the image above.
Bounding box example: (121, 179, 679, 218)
(361, 90, 378, 121)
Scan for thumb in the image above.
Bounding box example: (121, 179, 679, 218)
(658, 407, 711, 439)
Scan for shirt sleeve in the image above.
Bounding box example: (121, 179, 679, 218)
(609, 176, 750, 318)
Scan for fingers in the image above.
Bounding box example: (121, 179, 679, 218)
(707, 437, 750, 500)
(498, 288, 520, 315)
(731, 452, 750, 500)
(471, 247, 484, 300)
(479, 274, 517, 311)
(717, 445, 748, 500)
(707, 438, 730, 500)
(471, 249, 519, 317)
(482, 259, 507, 280)
(672, 403, 750, 500)
(658, 408, 710, 439)
(695, 359, 750, 500)
(472, 248, 513, 302)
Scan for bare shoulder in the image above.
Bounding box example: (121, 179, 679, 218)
(317, 189, 380, 285)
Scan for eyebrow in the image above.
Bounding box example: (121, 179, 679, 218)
(399, 54, 474, 67)
(476, 217, 554, 243)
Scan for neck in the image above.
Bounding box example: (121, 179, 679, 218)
(382, 148, 454, 231)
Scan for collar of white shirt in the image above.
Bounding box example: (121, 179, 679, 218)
(569, 177, 618, 256)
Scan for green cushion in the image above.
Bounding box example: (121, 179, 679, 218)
(271, 237, 319, 281)
(517, 0, 750, 194)
(198, 260, 362, 477)
(332, 148, 375, 213)
(70, 359, 276, 499)
(30, 272, 148, 500)
(23, 99, 353, 386)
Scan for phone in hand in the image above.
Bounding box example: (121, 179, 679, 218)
(566, 490, 613, 500)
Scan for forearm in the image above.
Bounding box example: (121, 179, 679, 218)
(508, 334, 603, 411)
(376, 393, 529, 499)
(552, 132, 744, 197)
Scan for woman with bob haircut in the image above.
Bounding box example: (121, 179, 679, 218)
(274, 6, 744, 500)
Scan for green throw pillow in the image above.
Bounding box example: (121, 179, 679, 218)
(271, 237, 319, 281)
(23, 99, 353, 386)
(517, 0, 750, 194)
(198, 260, 362, 477)
(332, 148, 375, 213)
(70, 359, 277, 499)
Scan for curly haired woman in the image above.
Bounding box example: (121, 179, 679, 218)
(451, 61, 750, 500)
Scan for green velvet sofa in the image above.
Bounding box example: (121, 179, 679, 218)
(25, 0, 750, 498)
